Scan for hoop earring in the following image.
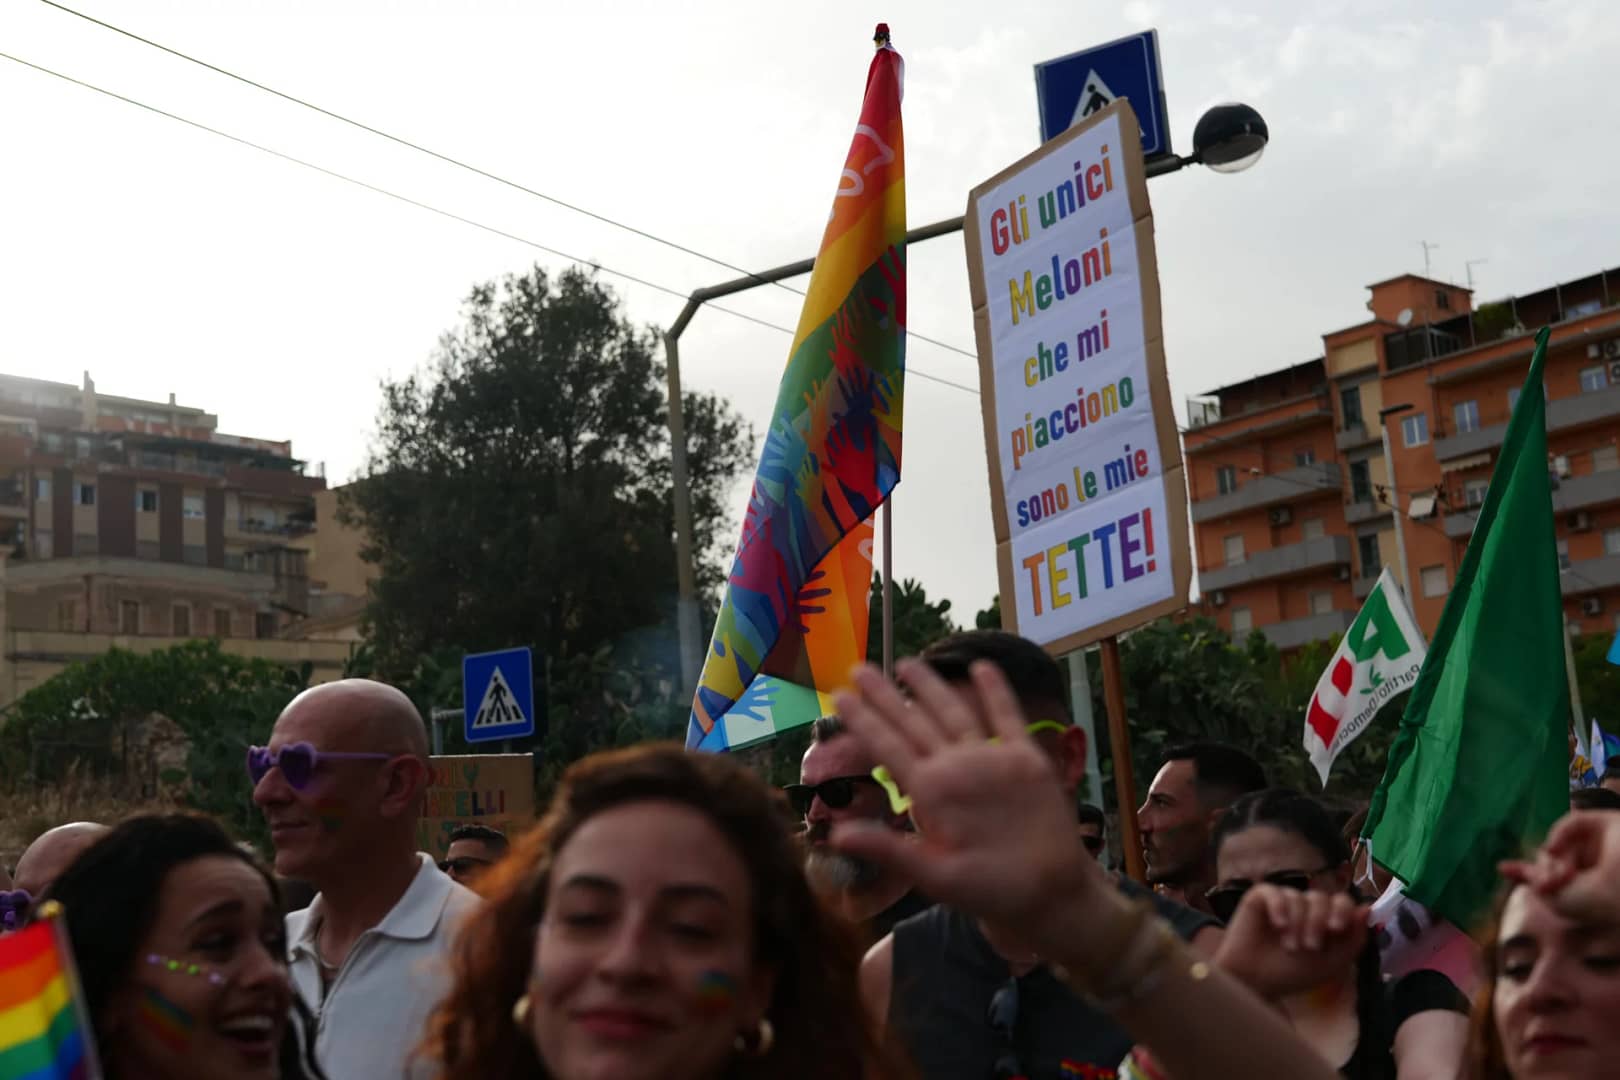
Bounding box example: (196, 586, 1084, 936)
(511, 994, 532, 1027)
(733, 1017, 774, 1056)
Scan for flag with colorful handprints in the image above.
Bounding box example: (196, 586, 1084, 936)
(687, 29, 906, 751)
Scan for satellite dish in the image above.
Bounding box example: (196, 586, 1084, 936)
(1397, 309, 1414, 327)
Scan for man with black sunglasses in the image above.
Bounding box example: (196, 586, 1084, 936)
(863, 631, 1221, 1080)
(793, 713, 929, 944)
(251, 678, 479, 1080)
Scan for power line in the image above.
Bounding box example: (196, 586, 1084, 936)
(0, 50, 980, 397)
(33, 0, 982, 365)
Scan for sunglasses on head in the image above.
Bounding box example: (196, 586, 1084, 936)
(246, 742, 394, 790)
(1204, 868, 1324, 923)
(986, 977, 1025, 1080)
(783, 775, 882, 816)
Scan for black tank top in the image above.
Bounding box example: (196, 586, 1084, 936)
(889, 882, 1214, 1080)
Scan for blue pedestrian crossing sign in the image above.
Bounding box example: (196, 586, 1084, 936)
(462, 647, 536, 743)
(1034, 30, 1171, 156)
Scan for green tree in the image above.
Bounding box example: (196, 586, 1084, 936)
(342, 265, 754, 760)
(975, 594, 1003, 630)
(866, 573, 957, 664)
(0, 641, 314, 842)
(1574, 632, 1620, 738)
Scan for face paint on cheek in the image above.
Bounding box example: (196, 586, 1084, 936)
(693, 970, 739, 1016)
(314, 796, 345, 832)
(146, 954, 227, 987)
(137, 987, 197, 1053)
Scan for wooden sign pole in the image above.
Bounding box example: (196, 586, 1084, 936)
(1099, 635, 1145, 883)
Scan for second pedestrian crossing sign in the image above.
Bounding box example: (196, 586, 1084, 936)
(463, 646, 537, 743)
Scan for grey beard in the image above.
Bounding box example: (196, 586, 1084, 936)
(805, 847, 882, 892)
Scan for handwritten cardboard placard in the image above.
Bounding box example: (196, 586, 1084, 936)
(416, 753, 535, 861)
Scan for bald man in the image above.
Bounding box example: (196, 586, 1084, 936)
(252, 679, 478, 1080)
(16, 822, 107, 899)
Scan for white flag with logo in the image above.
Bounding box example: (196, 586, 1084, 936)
(1304, 568, 1427, 786)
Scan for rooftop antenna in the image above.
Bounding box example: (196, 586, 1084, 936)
(1465, 258, 1489, 291)
(1421, 240, 1440, 279)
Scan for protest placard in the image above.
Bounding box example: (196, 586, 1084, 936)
(416, 753, 535, 861)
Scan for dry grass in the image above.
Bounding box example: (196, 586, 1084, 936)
(1, 763, 179, 875)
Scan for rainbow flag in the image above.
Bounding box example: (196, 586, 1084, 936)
(687, 27, 906, 751)
(0, 907, 100, 1080)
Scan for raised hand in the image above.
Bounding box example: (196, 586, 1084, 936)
(1215, 884, 1368, 1001)
(829, 658, 1105, 939)
(1501, 810, 1620, 925)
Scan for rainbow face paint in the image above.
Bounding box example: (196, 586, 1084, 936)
(314, 796, 345, 832)
(693, 970, 739, 1016)
(137, 986, 196, 1052)
(146, 953, 227, 986)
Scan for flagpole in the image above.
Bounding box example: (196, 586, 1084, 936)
(882, 498, 895, 678)
(1099, 636, 1146, 883)
(1564, 617, 1586, 738)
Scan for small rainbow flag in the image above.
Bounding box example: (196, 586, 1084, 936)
(0, 904, 102, 1080)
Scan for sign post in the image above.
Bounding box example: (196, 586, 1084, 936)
(965, 99, 1191, 882)
(1035, 30, 1171, 155)
(462, 647, 539, 746)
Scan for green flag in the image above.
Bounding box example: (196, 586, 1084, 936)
(1362, 326, 1570, 931)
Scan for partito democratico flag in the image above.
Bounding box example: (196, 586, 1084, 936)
(1304, 567, 1426, 787)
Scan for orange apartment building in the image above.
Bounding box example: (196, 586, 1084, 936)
(1184, 264, 1620, 646)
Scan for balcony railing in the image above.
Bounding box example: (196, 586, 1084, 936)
(1200, 535, 1352, 592)
(1190, 463, 1343, 524)
(1259, 610, 1355, 650)
(1563, 553, 1620, 596)
(1444, 469, 1620, 538)
(1435, 384, 1620, 461)
(1335, 423, 1378, 451)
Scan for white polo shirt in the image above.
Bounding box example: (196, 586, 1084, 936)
(287, 854, 480, 1080)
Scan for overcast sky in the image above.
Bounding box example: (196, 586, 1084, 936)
(4, 0, 1618, 622)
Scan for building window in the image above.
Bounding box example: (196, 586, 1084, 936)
(1556, 538, 1570, 570)
(1357, 534, 1382, 578)
(56, 600, 76, 631)
(120, 600, 140, 635)
(1453, 400, 1480, 434)
(1294, 448, 1316, 467)
(32, 530, 52, 559)
(1215, 465, 1238, 496)
(1594, 445, 1619, 473)
(1310, 591, 1334, 615)
(1401, 413, 1429, 448)
(77, 482, 95, 506)
(1349, 460, 1372, 502)
(182, 494, 205, 520)
(172, 604, 191, 637)
(1604, 528, 1620, 557)
(1230, 608, 1253, 634)
(1464, 479, 1489, 508)
(1341, 386, 1364, 428)
(1435, 289, 1450, 310)
(34, 477, 50, 502)
(136, 489, 158, 513)
(1223, 535, 1245, 566)
(1580, 366, 1609, 393)
(1303, 517, 1326, 541)
(255, 613, 277, 640)
(213, 608, 232, 638)
(1420, 565, 1448, 598)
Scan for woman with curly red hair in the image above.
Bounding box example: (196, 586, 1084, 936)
(418, 742, 903, 1080)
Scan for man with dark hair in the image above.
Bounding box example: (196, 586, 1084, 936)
(865, 630, 1220, 1080)
(1601, 765, 1620, 798)
(1138, 741, 1267, 916)
(1076, 802, 1107, 861)
(792, 712, 927, 943)
(441, 824, 509, 889)
(1570, 786, 1620, 812)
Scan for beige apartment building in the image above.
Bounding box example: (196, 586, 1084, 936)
(0, 372, 352, 703)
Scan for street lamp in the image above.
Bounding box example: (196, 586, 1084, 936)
(1379, 403, 1415, 599)
(1145, 102, 1270, 178)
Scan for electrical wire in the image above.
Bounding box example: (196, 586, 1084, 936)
(32, 0, 983, 365)
(0, 50, 981, 396)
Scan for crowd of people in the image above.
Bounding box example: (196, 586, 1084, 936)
(5, 629, 1620, 1080)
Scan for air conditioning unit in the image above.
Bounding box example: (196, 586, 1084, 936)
(1590, 343, 1603, 359)
(1211, 590, 1228, 607)
(1268, 506, 1293, 526)
(1604, 340, 1620, 360)
(1336, 565, 1351, 582)
(1609, 359, 1620, 384)
(1582, 597, 1604, 617)
(1570, 510, 1593, 531)
(1554, 455, 1572, 478)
